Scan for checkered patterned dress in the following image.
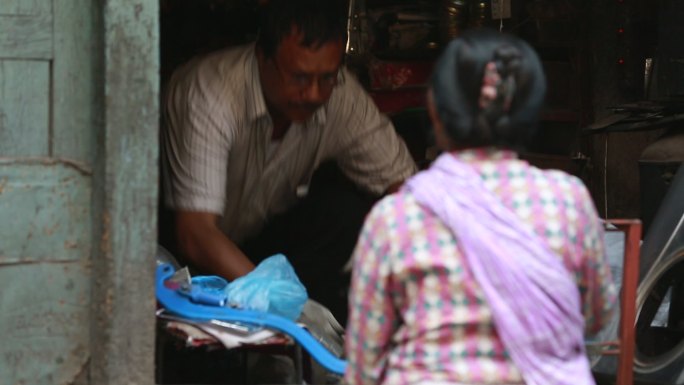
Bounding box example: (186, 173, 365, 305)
(345, 148, 617, 385)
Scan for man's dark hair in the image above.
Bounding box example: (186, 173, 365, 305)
(431, 29, 547, 151)
(256, 0, 348, 58)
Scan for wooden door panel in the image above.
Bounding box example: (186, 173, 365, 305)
(0, 0, 98, 382)
(0, 261, 90, 384)
(0, 0, 48, 14)
(0, 0, 52, 60)
(52, 0, 98, 164)
(0, 0, 158, 382)
(0, 61, 50, 156)
(0, 161, 91, 264)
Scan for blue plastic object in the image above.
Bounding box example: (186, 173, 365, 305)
(156, 264, 347, 375)
(178, 276, 228, 307)
(224, 254, 308, 321)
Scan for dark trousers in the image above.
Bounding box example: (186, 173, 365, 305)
(240, 162, 377, 325)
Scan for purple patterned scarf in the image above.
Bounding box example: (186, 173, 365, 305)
(404, 153, 594, 385)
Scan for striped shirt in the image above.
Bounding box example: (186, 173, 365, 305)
(345, 148, 617, 385)
(162, 44, 416, 243)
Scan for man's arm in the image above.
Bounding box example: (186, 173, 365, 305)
(332, 71, 417, 196)
(175, 211, 255, 280)
(162, 54, 252, 280)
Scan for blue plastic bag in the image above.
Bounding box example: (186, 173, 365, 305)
(224, 254, 308, 321)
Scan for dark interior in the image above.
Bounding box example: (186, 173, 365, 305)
(156, 1, 684, 383)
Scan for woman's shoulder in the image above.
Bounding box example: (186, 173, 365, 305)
(371, 190, 423, 217)
(525, 163, 590, 193)
(526, 165, 599, 223)
(365, 189, 439, 239)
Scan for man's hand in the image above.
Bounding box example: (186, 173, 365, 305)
(175, 211, 255, 280)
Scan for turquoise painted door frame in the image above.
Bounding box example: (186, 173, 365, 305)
(0, 0, 159, 383)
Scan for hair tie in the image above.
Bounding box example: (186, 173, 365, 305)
(479, 61, 516, 113)
(479, 61, 500, 110)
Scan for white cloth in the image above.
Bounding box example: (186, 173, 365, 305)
(162, 44, 416, 242)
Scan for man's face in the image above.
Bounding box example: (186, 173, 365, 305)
(258, 29, 344, 123)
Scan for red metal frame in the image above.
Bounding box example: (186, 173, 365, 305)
(601, 219, 642, 385)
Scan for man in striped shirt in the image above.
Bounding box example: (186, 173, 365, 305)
(161, 0, 416, 320)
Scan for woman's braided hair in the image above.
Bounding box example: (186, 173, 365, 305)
(431, 29, 546, 151)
